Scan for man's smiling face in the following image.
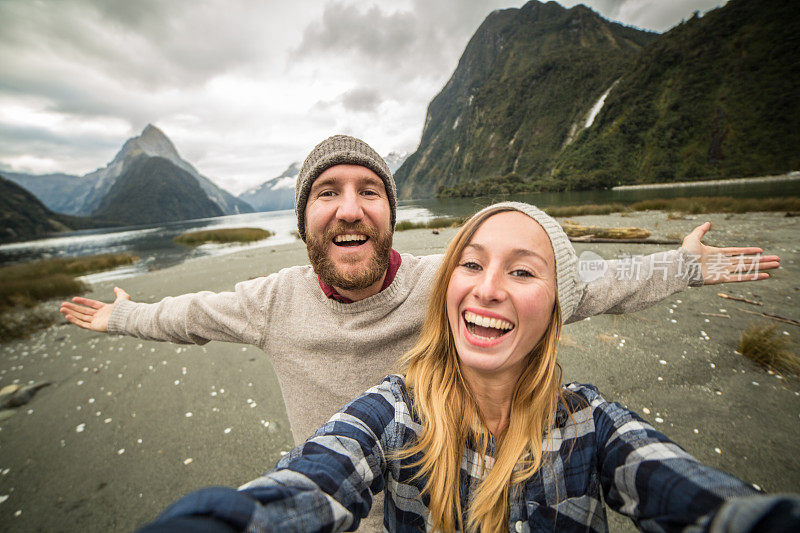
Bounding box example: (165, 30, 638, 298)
(304, 164, 393, 300)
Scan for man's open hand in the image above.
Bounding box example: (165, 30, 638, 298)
(682, 222, 781, 285)
(60, 287, 131, 332)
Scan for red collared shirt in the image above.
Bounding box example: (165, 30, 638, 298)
(318, 249, 402, 303)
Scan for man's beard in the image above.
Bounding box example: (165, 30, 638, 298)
(306, 221, 393, 291)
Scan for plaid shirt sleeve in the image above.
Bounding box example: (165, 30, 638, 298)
(578, 383, 760, 531)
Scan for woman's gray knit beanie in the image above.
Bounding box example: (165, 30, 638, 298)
(472, 201, 583, 324)
(295, 135, 397, 241)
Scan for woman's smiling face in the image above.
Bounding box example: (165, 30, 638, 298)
(446, 211, 557, 381)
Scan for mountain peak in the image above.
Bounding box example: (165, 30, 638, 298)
(140, 123, 167, 140)
(134, 124, 179, 158)
(110, 123, 180, 166)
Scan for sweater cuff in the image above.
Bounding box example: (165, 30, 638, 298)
(107, 298, 137, 335)
(678, 247, 705, 287)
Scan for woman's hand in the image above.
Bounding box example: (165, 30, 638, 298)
(682, 222, 780, 285)
(59, 286, 131, 332)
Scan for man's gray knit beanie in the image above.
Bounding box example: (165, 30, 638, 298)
(472, 201, 584, 324)
(295, 135, 397, 241)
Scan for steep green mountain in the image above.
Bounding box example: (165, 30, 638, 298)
(394, 0, 655, 199)
(0, 175, 72, 243)
(92, 155, 224, 225)
(553, 0, 800, 187)
(50, 124, 252, 216)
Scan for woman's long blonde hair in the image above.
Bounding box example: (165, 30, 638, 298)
(396, 206, 566, 533)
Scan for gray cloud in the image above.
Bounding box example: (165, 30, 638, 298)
(339, 88, 383, 113)
(292, 0, 518, 83)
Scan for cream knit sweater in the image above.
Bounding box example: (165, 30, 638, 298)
(108, 249, 700, 444)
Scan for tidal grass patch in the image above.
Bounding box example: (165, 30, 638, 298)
(0, 253, 137, 311)
(174, 227, 274, 245)
(0, 305, 62, 342)
(738, 322, 800, 374)
(544, 203, 628, 217)
(0, 253, 138, 282)
(630, 196, 800, 214)
(0, 252, 138, 340)
(395, 217, 467, 231)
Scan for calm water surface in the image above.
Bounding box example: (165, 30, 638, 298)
(2, 177, 798, 280)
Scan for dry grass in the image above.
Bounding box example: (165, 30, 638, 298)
(630, 196, 800, 214)
(738, 322, 800, 374)
(395, 217, 467, 231)
(561, 222, 651, 240)
(0, 253, 138, 311)
(0, 253, 138, 281)
(544, 203, 628, 217)
(174, 227, 273, 245)
(0, 253, 138, 340)
(0, 275, 86, 311)
(0, 305, 62, 343)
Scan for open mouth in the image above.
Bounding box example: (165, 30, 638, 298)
(463, 310, 514, 341)
(333, 234, 369, 247)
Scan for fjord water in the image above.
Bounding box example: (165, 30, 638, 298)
(1, 176, 798, 279)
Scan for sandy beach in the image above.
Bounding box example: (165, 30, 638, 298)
(1, 210, 798, 532)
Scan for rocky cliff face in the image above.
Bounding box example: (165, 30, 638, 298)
(394, 0, 654, 198)
(552, 0, 800, 187)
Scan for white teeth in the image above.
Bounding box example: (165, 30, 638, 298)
(334, 234, 368, 243)
(463, 311, 513, 331)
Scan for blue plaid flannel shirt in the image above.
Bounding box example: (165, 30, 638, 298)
(152, 375, 795, 532)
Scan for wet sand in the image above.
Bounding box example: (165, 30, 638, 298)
(0, 211, 798, 532)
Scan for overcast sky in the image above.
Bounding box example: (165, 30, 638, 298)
(0, 0, 724, 194)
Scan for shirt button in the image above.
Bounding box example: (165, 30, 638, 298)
(515, 521, 523, 533)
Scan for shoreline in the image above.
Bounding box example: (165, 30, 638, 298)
(612, 171, 800, 191)
(0, 210, 798, 531)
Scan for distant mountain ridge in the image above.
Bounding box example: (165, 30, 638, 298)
(2, 172, 87, 214)
(395, 0, 655, 198)
(0, 175, 71, 243)
(0, 175, 111, 243)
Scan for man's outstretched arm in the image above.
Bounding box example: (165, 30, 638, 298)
(59, 277, 269, 346)
(567, 222, 780, 324)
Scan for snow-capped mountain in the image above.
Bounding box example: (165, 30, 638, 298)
(383, 151, 409, 174)
(237, 162, 300, 212)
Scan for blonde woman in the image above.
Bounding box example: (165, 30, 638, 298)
(143, 203, 797, 533)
